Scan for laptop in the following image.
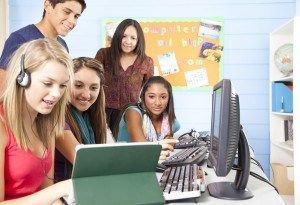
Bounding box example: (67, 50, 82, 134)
(68, 142, 164, 205)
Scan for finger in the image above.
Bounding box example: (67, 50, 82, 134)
(162, 138, 179, 144)
(161, 143, 174, 151)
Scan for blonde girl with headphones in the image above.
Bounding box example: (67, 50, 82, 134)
(0, 38, 74, 205)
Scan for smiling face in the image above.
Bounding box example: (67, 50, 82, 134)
(144, 83, 169, 117)
(24, 60, 70, 116)
(71, 67, 101, 112)
(45, 0, 82, 36)
(121, 25, 138, 54)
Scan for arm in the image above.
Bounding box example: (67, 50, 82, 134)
(56, 130, 80, 164)
(0, 119, 8, 201)
(124, 108, 147, 142)
(144, 57, 154, 82)
(0, 122, 72, 205)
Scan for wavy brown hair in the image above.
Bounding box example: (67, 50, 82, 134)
(66, 57, 107, 144)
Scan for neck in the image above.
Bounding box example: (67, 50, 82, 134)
(23, 104, 38, 125)
(122, 52, 136, 58)
(35, 19, 58, 39)
(150, 113, 163, 123)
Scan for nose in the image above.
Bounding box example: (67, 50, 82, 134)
(81, 88, 90, 99)
(50, 86, 62, 99)
(155, 97, 162, 106)
(124, 36, 132, 44)
(67, 14, 77, 26)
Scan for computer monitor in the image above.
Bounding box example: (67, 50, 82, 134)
(207, 79, 254, 200)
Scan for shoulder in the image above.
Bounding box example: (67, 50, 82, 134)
(12, 24, 43, 40)
(173, 118, 181, 133)
(95, 47, 110, 60)
(124, 106, 143, 121)
(57, 37, 69, 52)
(0, 108, 8, 148)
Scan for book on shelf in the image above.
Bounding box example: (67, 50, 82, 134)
(284, 119, 293, 141)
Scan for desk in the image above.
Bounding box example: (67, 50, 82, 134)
(158, 151, 284, 204)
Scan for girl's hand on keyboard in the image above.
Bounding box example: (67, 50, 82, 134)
(159, 150, 171, 160)
(159, 138, 179, 151)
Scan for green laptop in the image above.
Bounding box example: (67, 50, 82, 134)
(71, 142, 164, 205)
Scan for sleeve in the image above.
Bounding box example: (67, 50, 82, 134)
(95, 48, 106, 63)
(64, 122, 71, 130)
(145, 56, 154, 81)
(0, 33, 26, 69)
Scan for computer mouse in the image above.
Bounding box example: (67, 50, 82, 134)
(156, 163, 167, 173)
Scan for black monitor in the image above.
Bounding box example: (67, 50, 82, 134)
(207, 79, 254, 200)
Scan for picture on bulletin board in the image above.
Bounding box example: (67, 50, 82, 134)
(101, 18, 224, 90)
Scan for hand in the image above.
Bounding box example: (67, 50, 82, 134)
(159, 138, 179, 151)
(159, 150, 171, 160)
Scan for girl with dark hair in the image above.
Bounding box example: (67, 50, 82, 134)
(95, 18, 154, 132)
(114, 76, 180, 160)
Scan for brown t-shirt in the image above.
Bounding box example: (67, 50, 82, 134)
(95, 47, 154, 109)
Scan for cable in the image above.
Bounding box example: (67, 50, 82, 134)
(250, 171, 278, 193)
(231, 165, 278, 193)
(250, 157, 264, 172)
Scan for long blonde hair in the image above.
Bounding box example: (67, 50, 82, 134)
(0, 38, 74, 149)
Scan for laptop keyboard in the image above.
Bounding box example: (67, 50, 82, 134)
(162, 146, 208, 166)
(159, 164, 205, 201)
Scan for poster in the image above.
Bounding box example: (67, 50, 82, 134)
(102, 18, 224, 90)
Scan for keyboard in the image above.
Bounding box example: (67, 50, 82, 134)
(175, 130, 210, 149)
(159, 164, 205, 201)
(174, 138, 207, 149)
(162, 146, 208, 167)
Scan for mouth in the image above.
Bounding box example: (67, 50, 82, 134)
(62, 22, 73, 32)
(43, 99, 56, 108)
(78, 99, 90, 105)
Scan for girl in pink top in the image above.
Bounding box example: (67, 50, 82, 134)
(0, 38, 74, 204)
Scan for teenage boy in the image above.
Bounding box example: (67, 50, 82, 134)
(0, 0, 86, 90)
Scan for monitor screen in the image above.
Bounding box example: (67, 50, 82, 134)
(207, 79, 253, 200)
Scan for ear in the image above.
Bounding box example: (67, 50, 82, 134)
(44, 0, 53, 14)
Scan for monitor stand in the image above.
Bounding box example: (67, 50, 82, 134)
(207, 129, 254, 200)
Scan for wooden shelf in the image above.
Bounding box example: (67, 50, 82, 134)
(272, 140, 294, 152)
(271, 112, 293, 117)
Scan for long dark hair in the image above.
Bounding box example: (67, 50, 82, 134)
(66, 57, 107, 144)
(109, 18, 146, 77)
(113, 76, 176, 139)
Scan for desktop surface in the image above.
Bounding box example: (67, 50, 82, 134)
(157, 160, 284, 205)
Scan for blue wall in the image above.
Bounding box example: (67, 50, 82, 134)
(8, 0, 296, 177)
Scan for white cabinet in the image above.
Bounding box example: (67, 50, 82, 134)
(269, 17, 300, 204)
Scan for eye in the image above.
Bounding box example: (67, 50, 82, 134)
(91, 86, 99, 91)
(43, 82, 52, 87)
(148, 95, 155, 99)
(60, 84, 67, 89)
(75, 84, 83, 88)
(63, 9, 71, 15)
(131, 36, 137, 40)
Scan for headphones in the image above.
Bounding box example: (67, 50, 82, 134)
(17, 54, 31, 88)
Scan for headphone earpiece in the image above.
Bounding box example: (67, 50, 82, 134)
(17, 54, 31, 88)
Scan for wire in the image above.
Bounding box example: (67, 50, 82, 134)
(250, 171, 278, 193)
(250, 157, 264, 172)
(231, 165, 278, 193)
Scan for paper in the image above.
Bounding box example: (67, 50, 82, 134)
(184, 68, 209, 88)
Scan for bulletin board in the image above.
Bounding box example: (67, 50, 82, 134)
(102, 18, 224, 90)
